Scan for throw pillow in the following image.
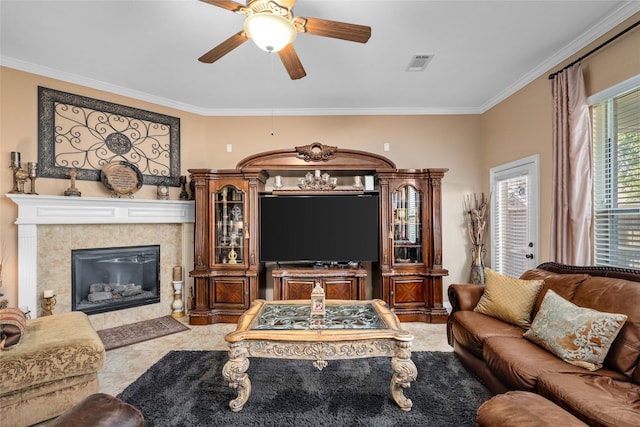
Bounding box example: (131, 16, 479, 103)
(524, 290, 627, 371)
(0, 307, 27, 350)
(474, 268, 544, 329)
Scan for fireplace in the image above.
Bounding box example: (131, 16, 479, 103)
(72, 245, 160, 315)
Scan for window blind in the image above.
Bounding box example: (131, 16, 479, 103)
(494, 175, 529, 277)
(592, 87, 640, 269)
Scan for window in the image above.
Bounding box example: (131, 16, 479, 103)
(591, 83, 640, 269)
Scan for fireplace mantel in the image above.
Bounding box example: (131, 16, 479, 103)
(7, 194, 194, 317)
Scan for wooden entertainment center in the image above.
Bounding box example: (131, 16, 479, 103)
(188, 144, 448, 324)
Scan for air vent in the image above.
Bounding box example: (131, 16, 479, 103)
(406, 54, 434, 72)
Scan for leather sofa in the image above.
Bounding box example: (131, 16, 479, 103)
(447, 262, 640, 427)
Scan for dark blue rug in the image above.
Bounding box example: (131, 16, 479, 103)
(118, 350, 491, 427)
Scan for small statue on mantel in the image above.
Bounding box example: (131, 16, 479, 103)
(63, 168, 82, 197)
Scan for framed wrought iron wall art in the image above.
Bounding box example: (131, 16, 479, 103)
(38, 86, 181, 187)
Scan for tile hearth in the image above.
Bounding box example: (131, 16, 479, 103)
(98, 321, 451, 397)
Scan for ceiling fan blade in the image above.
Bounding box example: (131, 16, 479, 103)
(198, 31, 249, 64)
(302, 17, 371, 44)
(278, 44, 306, 80)
(199, 0, 244, 12)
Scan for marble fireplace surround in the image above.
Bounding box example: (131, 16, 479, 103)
(7, 194, 194, 326)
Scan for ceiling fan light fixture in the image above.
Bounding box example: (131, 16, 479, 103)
(243, 13, 297, 53)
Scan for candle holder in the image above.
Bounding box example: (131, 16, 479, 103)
(10, 152, 20, 193)
(179, 176, 189, 200)
(9, 151, 28, 194)
(41, 294, 57, 316)
(171, 281, 185, 318)
(297, 170, 336, 191)
(28, 162, 39, 195)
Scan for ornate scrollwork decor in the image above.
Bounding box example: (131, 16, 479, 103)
(294, 142, 338, 162)
(38, 86, 181, 187)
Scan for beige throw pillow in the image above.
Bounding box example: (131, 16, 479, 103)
(474, 268, 543, 329)
(524, 290, 627, 371)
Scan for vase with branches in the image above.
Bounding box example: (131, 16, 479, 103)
(464, 193, 490, 284)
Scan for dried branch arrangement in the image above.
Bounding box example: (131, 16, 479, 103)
(464, 193, 490, 246)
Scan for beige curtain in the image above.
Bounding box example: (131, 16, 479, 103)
(550, 63, 592, 265)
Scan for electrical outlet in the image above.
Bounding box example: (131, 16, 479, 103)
(226, 144, 232, 153)
(384, 143, 390, 152)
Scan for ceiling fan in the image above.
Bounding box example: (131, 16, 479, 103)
(198, 0, 372, 80)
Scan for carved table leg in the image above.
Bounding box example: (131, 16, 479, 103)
(222, 342, 251, 412)
(390, 341, 417, 411)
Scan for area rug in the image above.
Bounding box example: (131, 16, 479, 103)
(97, 316, 189, 351)
(118, 350, 492, 427)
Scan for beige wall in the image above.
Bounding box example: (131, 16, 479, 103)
(0, 67, 482, 308)
(480, 15, 640, 264)
(1, 14, 638, 310)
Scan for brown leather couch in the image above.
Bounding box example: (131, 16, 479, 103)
(447, 262, 640, 427)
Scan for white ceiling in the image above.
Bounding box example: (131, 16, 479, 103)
(1, 0, 638, 116)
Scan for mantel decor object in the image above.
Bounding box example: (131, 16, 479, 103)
(179, 176, 189, 200)
(464, 193, 490, 284)
(27, 162, 39, 194)
(100, 161, 143, 198)
(9, 151, 29, 194)
(63, 168, 82, 197)
(157, 181, 169, 200)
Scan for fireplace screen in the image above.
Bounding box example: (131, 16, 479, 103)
(72, 245, 160, 315)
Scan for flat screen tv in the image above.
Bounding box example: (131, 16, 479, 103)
(259, 194, 379, 264)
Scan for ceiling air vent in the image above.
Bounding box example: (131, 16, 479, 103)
(406, 54, 434, 72)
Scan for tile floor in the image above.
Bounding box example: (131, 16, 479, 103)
(98, 318, 452, 396)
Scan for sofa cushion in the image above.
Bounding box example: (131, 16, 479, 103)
(477, 390, 588, 427)
(539, 372, 640, 427)
(524, 290, 627, 371)
(474, 268, 543, 329)
(451, 310, 525, 358)
(0, 308, 27, 350)
(519, 269, 589, 316)
(572, 276, 640, 379)
(0, 311, 105, 396)
(483, 335, 593, 391)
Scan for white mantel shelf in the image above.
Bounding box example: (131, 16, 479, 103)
(7, 194, 194, 225)
(6, 194, 195, 317)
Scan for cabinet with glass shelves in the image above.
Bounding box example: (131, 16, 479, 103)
(213, 184, 245, 266)
(374, 169, 449, 323)
(392, 185, 423, 264)
(189, 170, 266, 325)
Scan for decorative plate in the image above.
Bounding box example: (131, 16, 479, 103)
(100, 161, 143, 197)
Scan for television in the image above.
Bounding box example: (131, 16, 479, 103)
(259, 194, 379, 264)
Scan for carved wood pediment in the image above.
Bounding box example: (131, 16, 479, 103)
(236, 144, 396, 172)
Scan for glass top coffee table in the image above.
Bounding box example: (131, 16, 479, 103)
(222, 299, 417, 412)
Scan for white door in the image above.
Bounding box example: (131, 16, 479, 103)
(490, 155, 539, 277)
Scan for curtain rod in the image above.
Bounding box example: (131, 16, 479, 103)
(548, 20, 640, 80)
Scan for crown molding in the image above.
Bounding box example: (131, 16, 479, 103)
(479, 1, 640, 113)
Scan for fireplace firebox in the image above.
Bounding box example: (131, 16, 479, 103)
(72, 245, 160, 315)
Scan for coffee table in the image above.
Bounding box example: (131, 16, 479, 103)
(222, 299, 417, 412)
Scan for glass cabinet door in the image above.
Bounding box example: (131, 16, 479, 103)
(392, 185, 422, 264)
(214, 185, 245, 265)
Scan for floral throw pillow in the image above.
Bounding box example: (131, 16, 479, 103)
(524, 290, 627, 371)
